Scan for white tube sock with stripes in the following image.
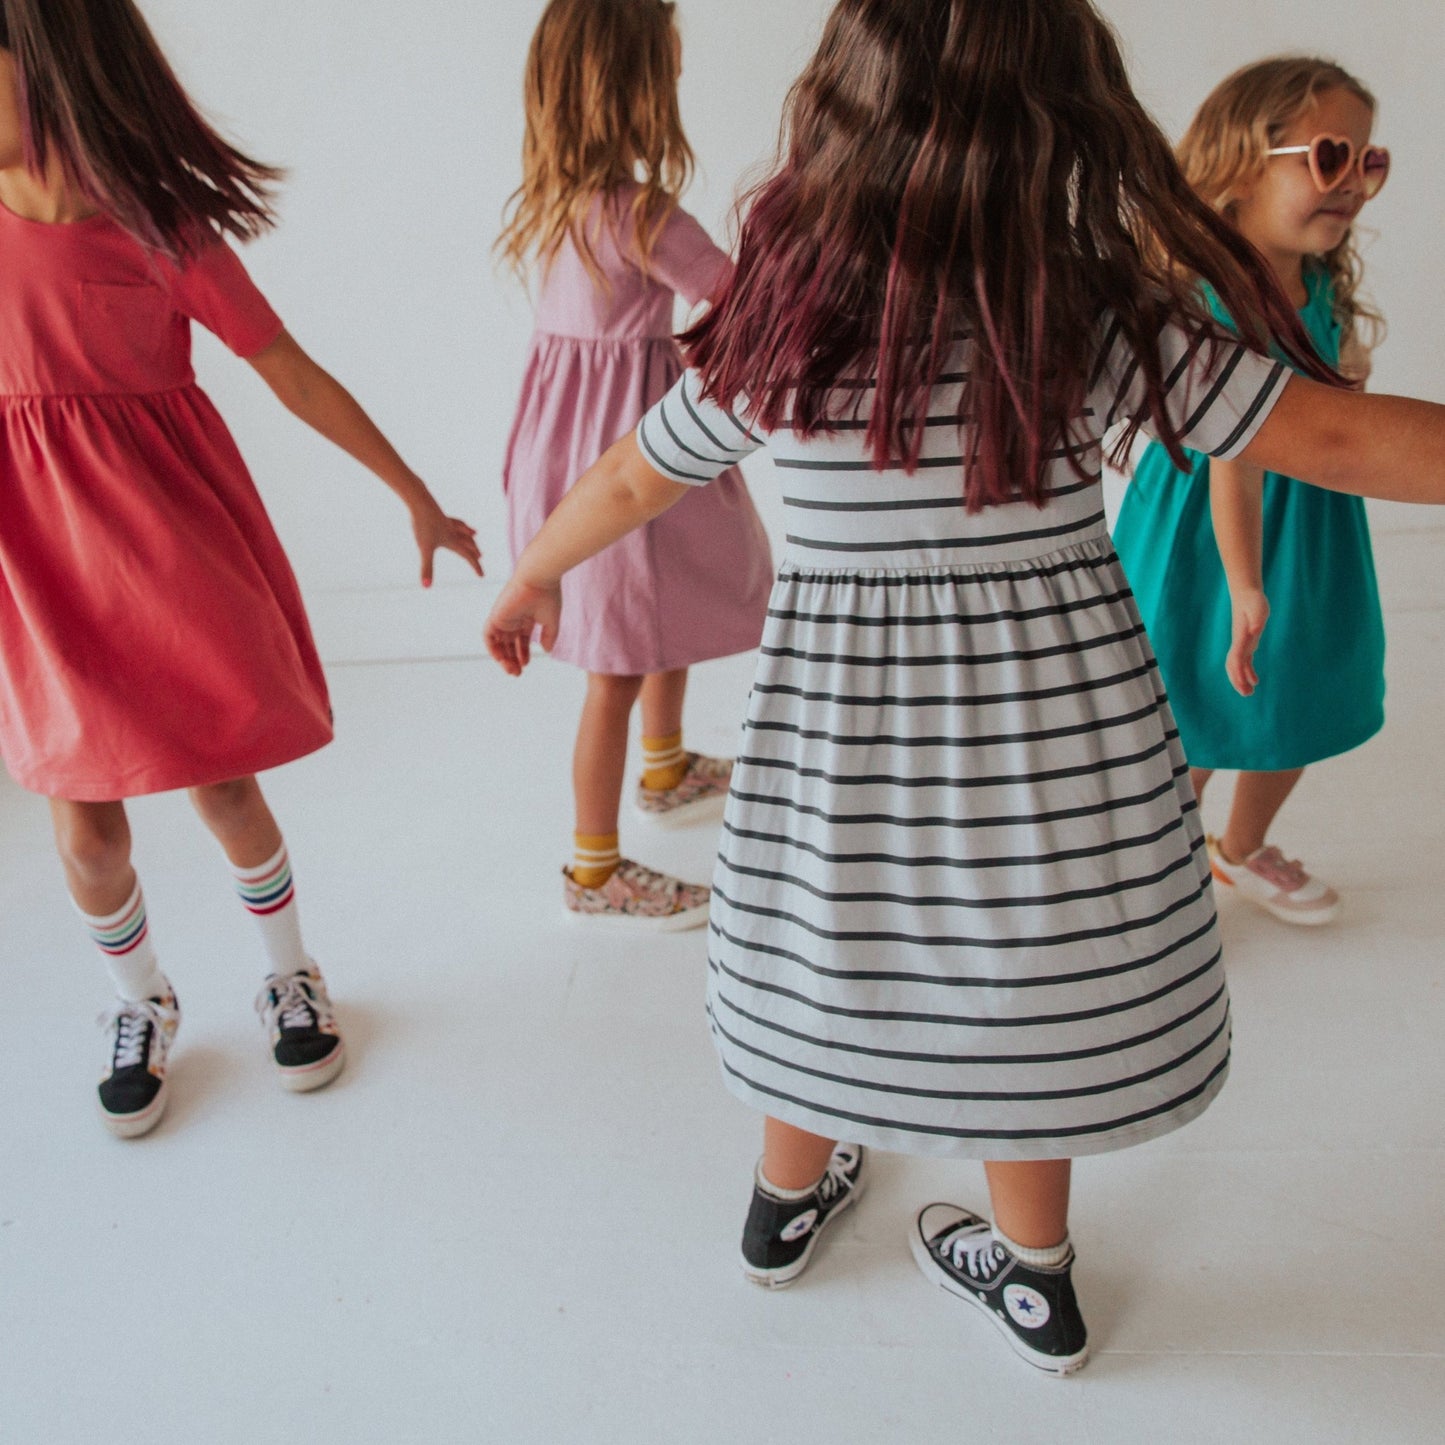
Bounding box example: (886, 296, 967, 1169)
(77, 882, 169, 1003)
(232, 844, 308, 978)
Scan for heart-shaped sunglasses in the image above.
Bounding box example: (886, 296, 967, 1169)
(1266, 134, 1391, 200)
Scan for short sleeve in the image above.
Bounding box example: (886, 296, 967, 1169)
(1093, 315, 1292, 460)
(169, 240, 285, 358)
(637, 369, 763, 486)
(645, 206, 733, 307)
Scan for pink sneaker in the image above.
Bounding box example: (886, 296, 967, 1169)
(1208, 837, 1341, 927)
(563, 859, 711, 931)
(634, 753, 733, 829)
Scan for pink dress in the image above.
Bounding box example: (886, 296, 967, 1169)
(0, 205, 333, 800)
(502, 192, 773, 675)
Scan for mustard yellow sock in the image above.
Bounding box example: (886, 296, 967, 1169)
(573, 832, 621, 889)
(642, 731, 688, 793)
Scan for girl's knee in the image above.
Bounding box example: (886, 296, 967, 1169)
(588, 673, 645, 708)
(190, 776, 264, 826)
(52, 805, 130, 883)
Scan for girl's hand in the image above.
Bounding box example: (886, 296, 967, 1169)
(1226, 588, 1270, 697)
(485, 575, 562, 676)
(412, 499, 484, 588)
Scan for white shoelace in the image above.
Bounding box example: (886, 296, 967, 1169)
(816, 1150, 857, 1206)
(937, 1222, 1007, 1282)
(254, 971, 330, 1032)
(99, 998, 172, 1071)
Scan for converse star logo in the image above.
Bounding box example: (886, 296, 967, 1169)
(780, 1209, 819, 1243)
(1003, 1284, 1051, 1330)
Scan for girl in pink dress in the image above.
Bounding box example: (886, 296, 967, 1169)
(0, 0, 481, 1138)
(498, 0, 772, 928)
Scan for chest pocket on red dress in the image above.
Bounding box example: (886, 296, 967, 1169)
(80, 281, 178, 388)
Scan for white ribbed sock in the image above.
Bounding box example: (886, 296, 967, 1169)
(231, 844, 308, 977)
(77, 882, 169, 1003)
(756, 1161, 821, 1202)
(993, 1225, 1071, 1270)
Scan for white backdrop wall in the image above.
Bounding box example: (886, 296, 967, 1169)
(140, 0, 1444, 613)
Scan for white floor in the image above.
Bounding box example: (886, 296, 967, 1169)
(2, 527, 1443, 1445)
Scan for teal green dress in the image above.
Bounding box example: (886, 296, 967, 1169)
(1113, 268, 1385, 772)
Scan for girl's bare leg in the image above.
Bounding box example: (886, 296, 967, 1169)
(1190, 766, 1214, 806)
(574, 673, 645, 836)
(762, 1115, 839, 1190)
(639, 668, 688, 741)
(1219, 767, 1306, 862)
(188, 776, 283, 869)
(49, 799, 134, 916)
(985, 1159, 1072, 1249)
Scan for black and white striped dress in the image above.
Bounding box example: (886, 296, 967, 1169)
(638, 323, 1290, 1160)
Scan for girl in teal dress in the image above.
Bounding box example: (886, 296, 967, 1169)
(1114, 57, 1390, 927)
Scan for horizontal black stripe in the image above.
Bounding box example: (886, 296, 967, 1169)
(712, 973, 1225, 1065)
(765, 583, 1136, 631)
(775, 550, 1115, 589)
(746, 697, 1167, 753)
(710, 1008, 1228, 1105)
(784, 510, 1107, 554)
(656, 393, 740, 470)
(748, 656, 1159, 711)
(727, 768, 1189, 834)
(714, 1049, 1230, 1143)
(720, 812, 1194, 874)
(709, 914, 1219, 1000)
(677, 377, 756, 455)
(715, 843, 1201, 914)
(735, 734, 1172, 793)
(759, 616, 1143, 670)
(780, 474, 1100, 515)
(1211, 362, 1288, 456)
(710, 872, 1208, 953)
(773, 437, 1097, 473)
(1178, 341, 1245, 439)
(636, 419, 712, 483)
(823, 368, 972, 393)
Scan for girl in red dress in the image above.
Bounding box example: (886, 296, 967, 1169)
(0, 0, 482, 1136)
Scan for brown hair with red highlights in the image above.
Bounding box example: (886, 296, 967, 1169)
(686, 0, 1340, 510)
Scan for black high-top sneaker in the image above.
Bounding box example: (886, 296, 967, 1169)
(254, 963, 345, 1092)
(739, 1143, 865, 1288)
(909, 1204, 1089, 1376)
(97, 988, 180, 1139)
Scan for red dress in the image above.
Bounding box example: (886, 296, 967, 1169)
(0, 204, 332, 800)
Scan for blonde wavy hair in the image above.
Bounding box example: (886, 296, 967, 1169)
(496, 0, 694, 285)
(1178, 56, 1386, 361)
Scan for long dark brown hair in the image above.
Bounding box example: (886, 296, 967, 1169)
(0, 0, 281, 255)
(686, 0, 1340, 510)
(496, 0, 693, 285)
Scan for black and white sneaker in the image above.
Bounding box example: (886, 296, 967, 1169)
(254, 963, 345, 1092)
(739, 1143, 865, 1288)
(97, 987, 180, 1139)
(909, 1204, 1089, 1377)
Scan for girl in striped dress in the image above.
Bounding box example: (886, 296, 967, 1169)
(486, 0, 1445, 1375)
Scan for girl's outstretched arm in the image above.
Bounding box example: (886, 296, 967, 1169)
(485, 433, 689, 676)
(1209, 458, 1269, 698)
(1241, 378, 1445, 506)
(248, 332, 483, 586)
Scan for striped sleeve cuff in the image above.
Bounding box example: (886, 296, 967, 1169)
(637, 370, 763, 486)
(1198, 359, 1292, 460)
